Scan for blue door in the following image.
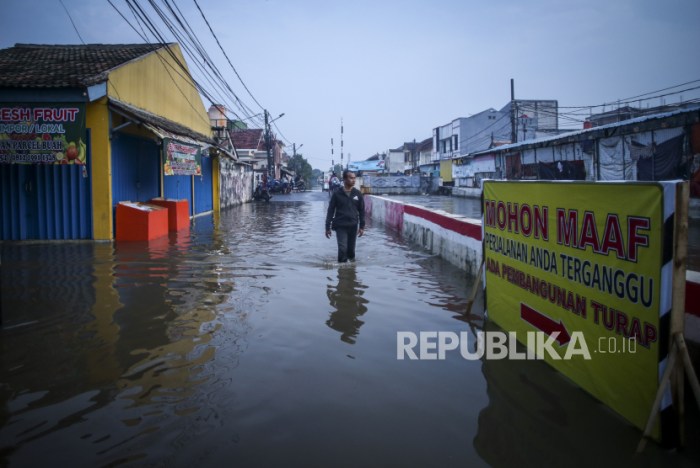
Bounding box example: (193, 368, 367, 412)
(111, 133, 160, 206)
(194, 155, 213, 214)
(163, 175, 193, 216)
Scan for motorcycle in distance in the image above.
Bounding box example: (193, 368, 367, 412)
(253, 180, 271, 202)
(292, 176, 306, 192)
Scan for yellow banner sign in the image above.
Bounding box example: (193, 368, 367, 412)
(483, 180, 673, 439)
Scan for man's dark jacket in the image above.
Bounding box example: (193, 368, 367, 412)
(325, 188, 365, 231)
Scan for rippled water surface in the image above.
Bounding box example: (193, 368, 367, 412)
(1, 191, 698, 467)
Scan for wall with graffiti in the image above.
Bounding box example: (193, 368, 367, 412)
(220, 158, 253, 207)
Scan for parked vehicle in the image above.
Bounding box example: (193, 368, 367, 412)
(292, 175, 306, 192)
(267, 178, 289, 194)
(253, 181, 271, 201)
(293, 180, 306, 192)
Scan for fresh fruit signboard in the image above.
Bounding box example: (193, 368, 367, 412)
(0, 103, 87, 165)
(163, 138, 201, 176)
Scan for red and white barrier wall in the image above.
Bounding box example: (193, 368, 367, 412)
(365, 195, 482, 275)
(365, 195, 700, 321)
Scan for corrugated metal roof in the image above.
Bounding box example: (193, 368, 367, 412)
(470, 103, 700, 157)
(0, 43, 169, 88)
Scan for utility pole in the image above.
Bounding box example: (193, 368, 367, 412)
(510, 79, 517, 144)
(293, 143, 297, 157)
(341, 118, 344, 169)
(265, 109, 272, 179)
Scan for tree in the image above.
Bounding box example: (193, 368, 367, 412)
(287, 153, 313, 185)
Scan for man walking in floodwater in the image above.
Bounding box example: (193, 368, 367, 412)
(325, 169, 365, 262)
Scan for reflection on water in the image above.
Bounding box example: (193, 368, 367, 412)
(1, 191, 698, 466)
(326, 265, 369, 344)
(472, 323, 698, 468)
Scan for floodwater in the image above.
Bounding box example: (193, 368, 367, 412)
(0, 191, 698, 467)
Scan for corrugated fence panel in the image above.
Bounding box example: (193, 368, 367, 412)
(194, 155, 213, 214)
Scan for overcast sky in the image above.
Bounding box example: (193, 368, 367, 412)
(2, 0, 700, 171)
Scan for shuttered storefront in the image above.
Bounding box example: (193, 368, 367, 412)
(0, 134, 92, 240)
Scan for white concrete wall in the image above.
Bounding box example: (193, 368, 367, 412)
(403, 210, 482, 275)
(366, 195, 482, 274)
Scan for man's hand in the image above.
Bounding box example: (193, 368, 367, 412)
(358, 228, 365, 237)
(325, 229, 332, 239)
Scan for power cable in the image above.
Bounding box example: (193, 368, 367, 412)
(144, 0, 251, 120)
(192, 0, 266, 112)
(144, 0, 265, 127)
(59, 0, 86, 44)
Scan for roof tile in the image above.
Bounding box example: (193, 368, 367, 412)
(0, 43, 169, 88)
(229, 128, 265, 151)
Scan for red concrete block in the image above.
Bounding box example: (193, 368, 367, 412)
(149, 198, 190, 231)
(116, 202, 169, 241)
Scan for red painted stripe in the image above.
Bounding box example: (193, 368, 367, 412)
(404, 204, 482, 240)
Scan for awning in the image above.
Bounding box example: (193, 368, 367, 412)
(142, 122, 211, 151)
(108, 98, 216, 147)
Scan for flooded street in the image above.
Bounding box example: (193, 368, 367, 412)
(1, 191, 699, 467)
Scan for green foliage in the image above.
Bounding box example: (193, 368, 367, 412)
(287, 153, 313, 185)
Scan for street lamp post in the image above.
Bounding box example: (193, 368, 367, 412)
(291, 143, 304, 180)
(292, 143, 303, 157)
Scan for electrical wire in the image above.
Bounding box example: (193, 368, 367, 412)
(59, 0, 86, 44)
(120, 0, 214, 128)
(144, 0, 253, 121)
(116, 0, 257, 129)
(114, 0, 266, 129)
(192, 0, 266, 112)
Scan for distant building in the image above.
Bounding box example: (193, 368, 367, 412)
(402, 141, 420, 174)
(385, 146, 405, 174)
(584, 102, 700, 128)
(347, 153, 386, 175)
(432, 99, 559, 162)
(416, 137, 436, 174)
(228, 127, 283, 178)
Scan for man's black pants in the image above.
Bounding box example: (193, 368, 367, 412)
(334, 225, 358, 263)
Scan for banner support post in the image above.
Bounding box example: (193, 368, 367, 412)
(638, 182, 700, 452)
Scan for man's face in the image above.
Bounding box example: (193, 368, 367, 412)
(344, 172, 356, 186)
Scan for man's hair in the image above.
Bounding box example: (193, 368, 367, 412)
(342, 169, 355, 180)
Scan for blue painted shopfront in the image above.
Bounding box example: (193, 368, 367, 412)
(163, 174, 193, 216)
(0, 133, 93, 240)
(111, 133, 160, 206)
(163, 152, 213, 216)
(194, 154, 213, 214)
